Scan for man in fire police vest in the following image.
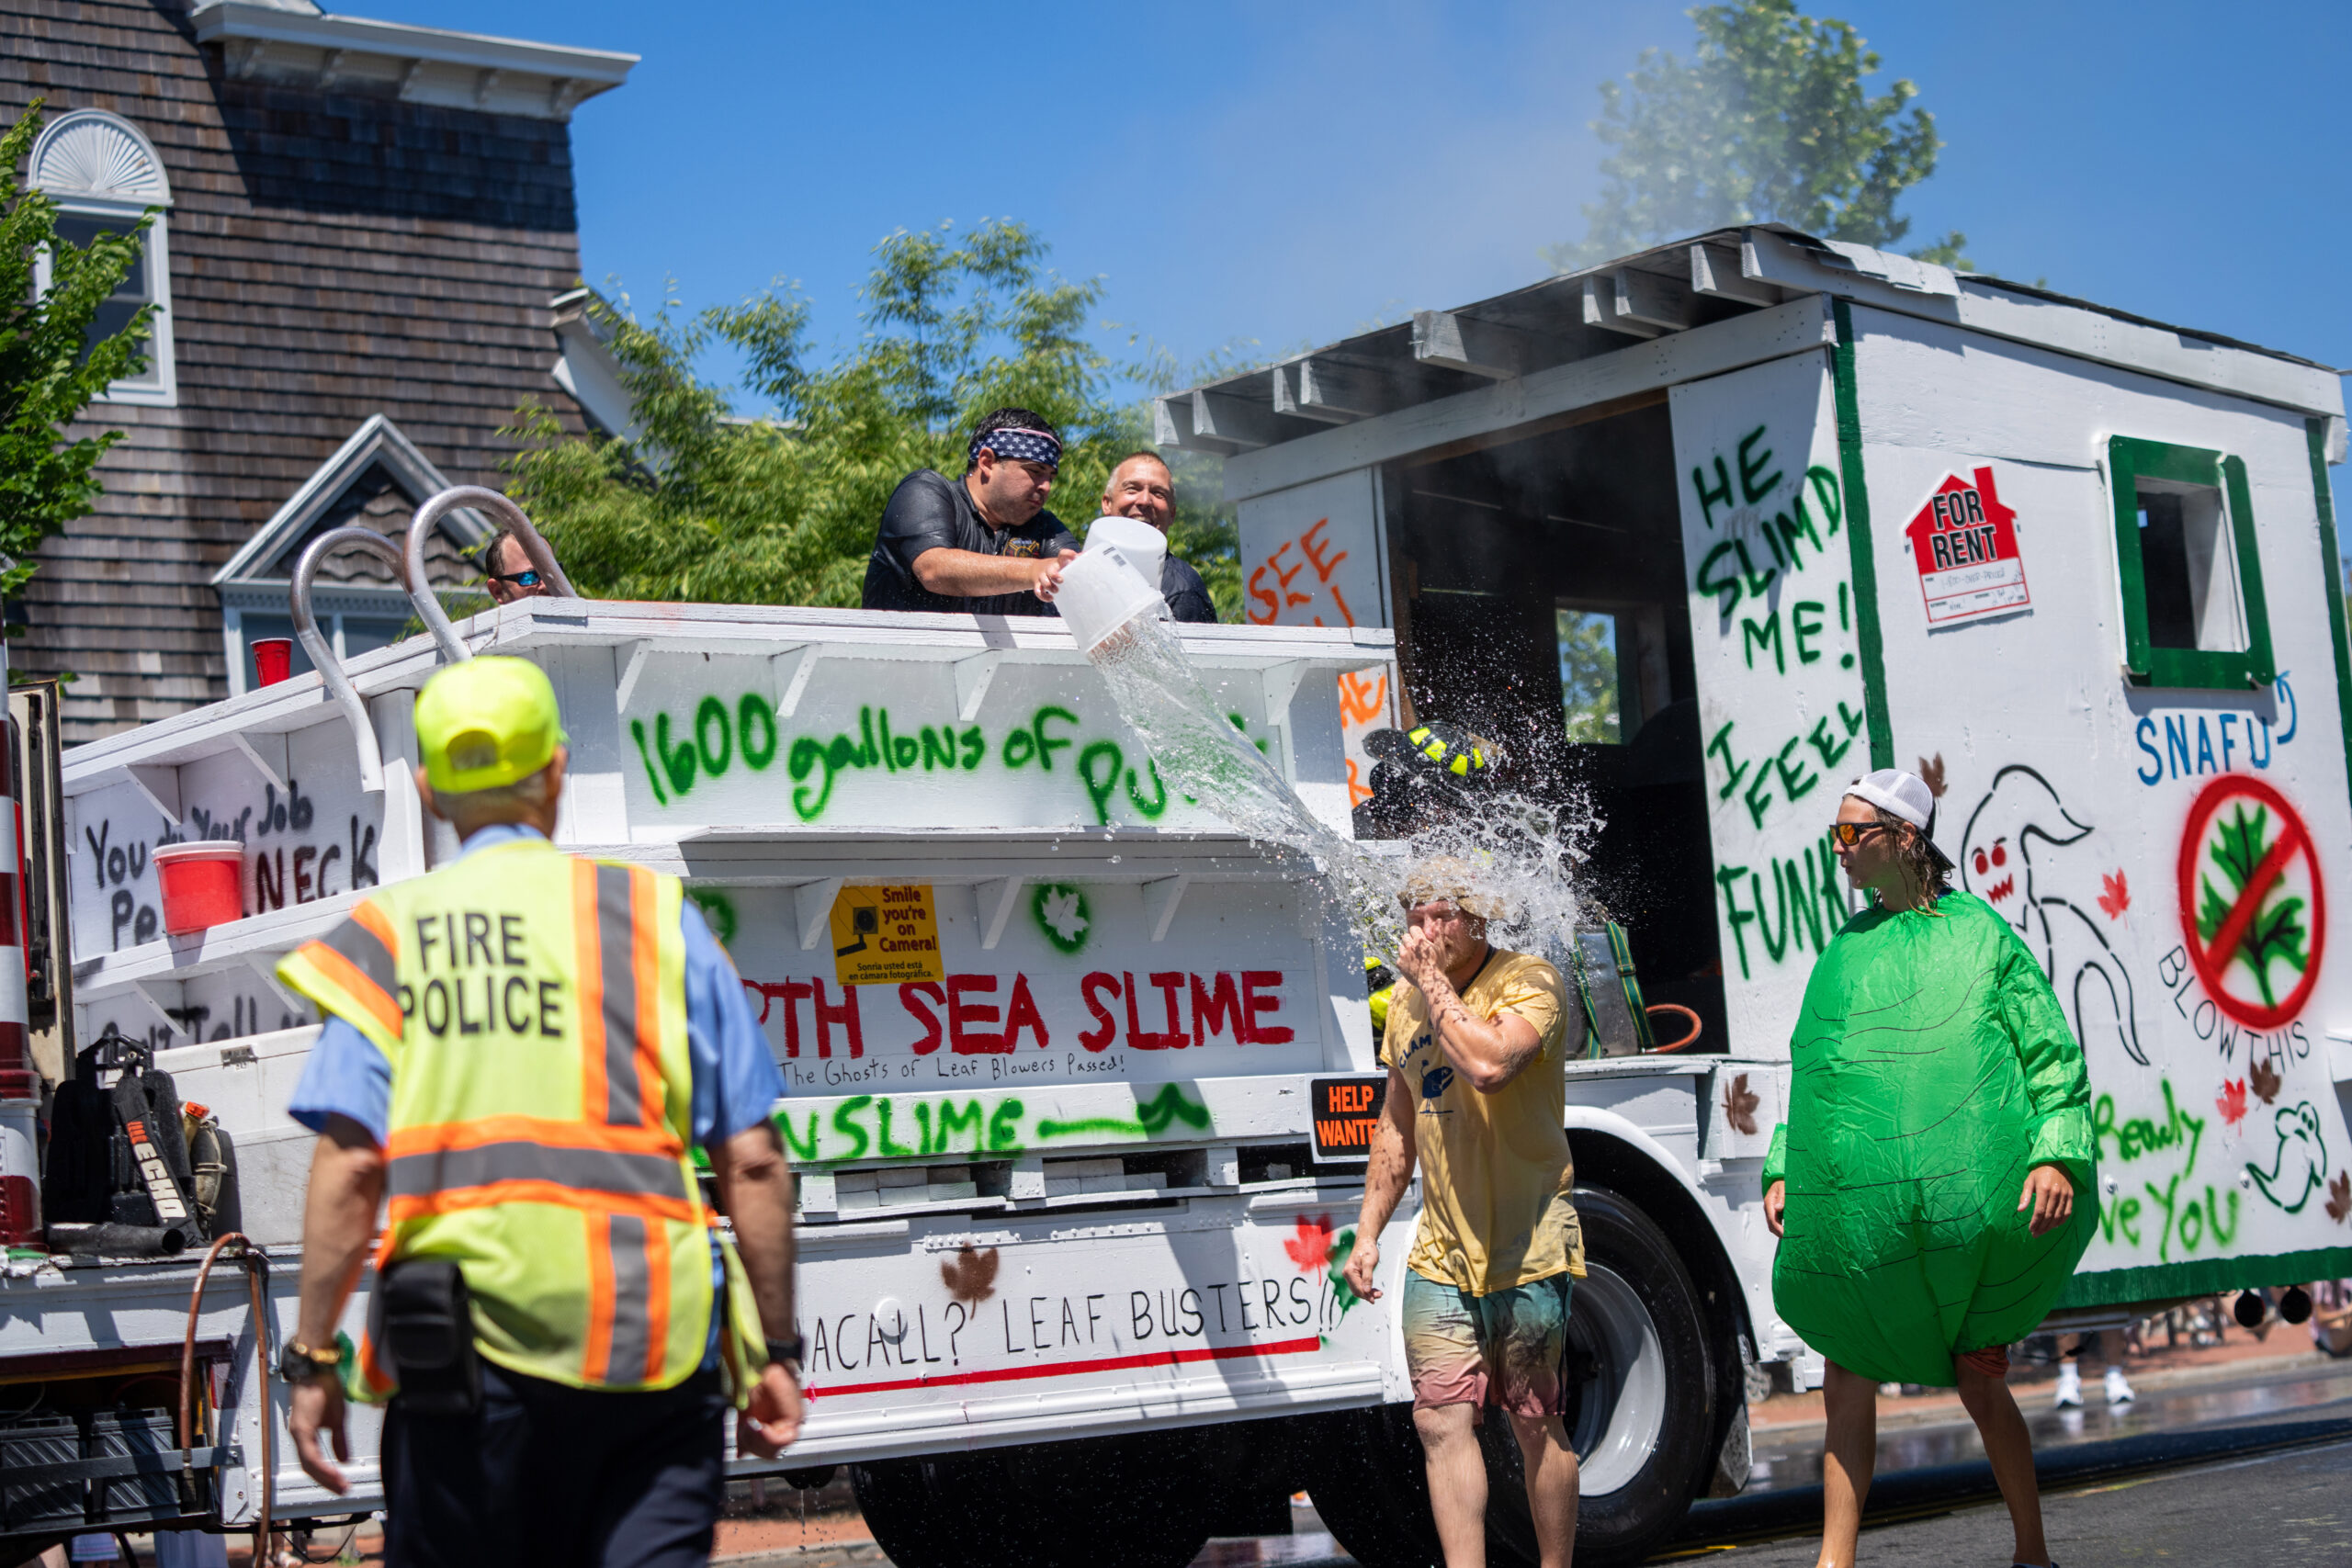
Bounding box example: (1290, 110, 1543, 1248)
(277, 656, 802, 1568)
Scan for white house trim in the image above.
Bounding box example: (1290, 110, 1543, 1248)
(191, 1, 637, 121)
(211, 413, 488, 588)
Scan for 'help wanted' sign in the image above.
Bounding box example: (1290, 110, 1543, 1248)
(1901, 466, 2030, 626)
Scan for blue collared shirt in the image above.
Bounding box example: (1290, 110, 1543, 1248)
(288, 823, 783, 1149)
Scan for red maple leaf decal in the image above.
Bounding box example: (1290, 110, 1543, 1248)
(1284, 1214, 1339, 1273)
(2217, 1078, 2248, 1128)
(2097, 870, 2130, 919)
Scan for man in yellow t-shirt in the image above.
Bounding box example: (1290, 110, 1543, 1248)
(1344, 861, 1583, 1568)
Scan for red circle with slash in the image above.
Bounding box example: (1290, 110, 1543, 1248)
(2176, 773, 2325, 1030)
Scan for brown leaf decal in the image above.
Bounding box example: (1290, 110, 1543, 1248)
(941, 1245, 1000, 1304)
(2327, 1171, 2351, 1225)
(2250, 1057, 2282, 1105)
(1723, 1073, 1759, 1136)
(1917, 754, 1947, 799)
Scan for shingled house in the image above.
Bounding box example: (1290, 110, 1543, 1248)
(2, 0, 639, 743)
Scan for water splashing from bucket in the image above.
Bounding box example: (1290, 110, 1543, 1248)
(1080, 612, 1592, 975)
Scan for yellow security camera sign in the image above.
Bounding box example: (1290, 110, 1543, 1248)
(831, 884, 944, 986)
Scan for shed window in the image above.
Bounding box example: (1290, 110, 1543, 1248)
(1557, 602, 1670, 745)
(2108, 437, 2273, 689)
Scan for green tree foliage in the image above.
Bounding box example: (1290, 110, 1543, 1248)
(504, 220, 1240, 618)
(0, 99, 154, 603)
(1551, 0, 1966, 271)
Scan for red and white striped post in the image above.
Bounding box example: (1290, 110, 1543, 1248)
(0, 648, 37, 1249)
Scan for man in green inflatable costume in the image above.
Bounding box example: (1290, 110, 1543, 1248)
(1764, 768, 2095, 1568)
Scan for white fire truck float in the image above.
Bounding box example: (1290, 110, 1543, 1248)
(3, 226, 2348, 1568)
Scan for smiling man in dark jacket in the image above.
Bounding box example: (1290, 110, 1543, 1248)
(1100, 450, 1216, 623)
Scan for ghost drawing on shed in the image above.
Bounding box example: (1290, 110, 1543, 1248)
(1959, 765, 2148, 1066)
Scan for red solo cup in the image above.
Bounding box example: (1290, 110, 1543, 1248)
(153, 842, 244, 935)
(252, 637, 294, 686)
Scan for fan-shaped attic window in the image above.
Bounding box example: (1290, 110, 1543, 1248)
(28, 108, 176, 407)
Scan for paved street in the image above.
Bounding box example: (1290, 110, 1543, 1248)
(1698, 1427, 2352, 1566)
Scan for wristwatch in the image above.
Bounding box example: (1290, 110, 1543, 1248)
(277, 1338, 341, 1385)
(765, 1335, 803, 1369)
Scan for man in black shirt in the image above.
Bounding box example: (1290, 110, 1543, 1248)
(1100, 451, 1217, 623)
(863, 408, 1080, 616)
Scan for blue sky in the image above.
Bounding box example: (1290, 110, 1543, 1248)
(395, 1, 2350, 403)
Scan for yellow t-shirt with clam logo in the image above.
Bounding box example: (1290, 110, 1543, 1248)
(1379, 947, 1585, 1296)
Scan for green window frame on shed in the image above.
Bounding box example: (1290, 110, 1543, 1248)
(2108, 435, 2275, 690)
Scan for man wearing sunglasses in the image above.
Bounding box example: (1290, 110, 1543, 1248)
(1342, 861, 1581, 1568)
(481, 528, 558, 606)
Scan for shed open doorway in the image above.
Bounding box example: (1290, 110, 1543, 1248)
(1385, 397, 1725, 1049)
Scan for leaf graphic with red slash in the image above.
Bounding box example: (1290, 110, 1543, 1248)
(2217, 1078, 2248, 1128)
(1285, 1214, 1338, 1273)
(2327, 1172, 2351, 1224)
(2098, 870, 2131, 919)
(2250, 1057, 2282, 1105)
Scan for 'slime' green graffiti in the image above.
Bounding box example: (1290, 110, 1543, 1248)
(1033, 884, 1091, 954)
(1713, 833, 1847, 978)
(2093, 1080, 2205, 1176)
(1035, 1082, 1213, 1141)
(687, 886, 739, 946)
(630, 694, 781, 806)
(2089, 1080, 2232, 1262)
(1690, 459, 1844, 619)
(774, 1082, 1212, 1164)
(631, 694, 1177, 827)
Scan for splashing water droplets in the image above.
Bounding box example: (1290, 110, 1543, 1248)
(1082, 615, 1592, 974)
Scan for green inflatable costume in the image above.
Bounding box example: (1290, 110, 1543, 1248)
(1761, 891, 2098, 1387)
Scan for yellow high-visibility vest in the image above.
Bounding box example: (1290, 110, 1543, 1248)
(280, 837, 764, 1399)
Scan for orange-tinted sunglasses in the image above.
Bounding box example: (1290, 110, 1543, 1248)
(1828, 821, 1890, 848)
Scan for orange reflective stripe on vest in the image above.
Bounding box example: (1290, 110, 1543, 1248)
(576, 861, 668, 1131)
(281, 902, 403, 1047)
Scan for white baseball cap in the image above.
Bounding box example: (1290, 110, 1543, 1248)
(1843, 768, 1955, 871)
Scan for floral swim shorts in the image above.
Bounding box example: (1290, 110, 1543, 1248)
(1400, 1267, 1574, 1416)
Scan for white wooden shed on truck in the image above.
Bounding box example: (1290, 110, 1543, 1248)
(1168, 224, 2352, 1313)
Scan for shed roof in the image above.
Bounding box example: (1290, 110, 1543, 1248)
(1162, 226, 2345, 496)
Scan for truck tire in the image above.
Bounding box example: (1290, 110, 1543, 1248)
(853, 1430, 1215, 1568)
(1551, 1183, 1718, 1562)
(1299, 1184, 1716, 1568)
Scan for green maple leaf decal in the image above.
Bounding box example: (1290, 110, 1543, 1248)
(2196, 803, 2309, 1008)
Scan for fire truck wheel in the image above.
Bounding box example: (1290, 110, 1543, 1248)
(853, 1431, 1216, 1568)
(1298, 1184, 1715, 1568)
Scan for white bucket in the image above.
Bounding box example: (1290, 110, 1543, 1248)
(1057, 515, 1170, 652)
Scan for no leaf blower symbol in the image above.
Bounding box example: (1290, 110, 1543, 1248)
(2177, 774, 2325, 1031)
(836, 901, 878, 958)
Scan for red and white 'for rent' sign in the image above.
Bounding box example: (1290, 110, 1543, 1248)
(1901, 466, 2031, 626)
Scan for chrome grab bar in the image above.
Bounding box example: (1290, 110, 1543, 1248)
(405, 486, 576, 661)
(288, 526, 406, 795)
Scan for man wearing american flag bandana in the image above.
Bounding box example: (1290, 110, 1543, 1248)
(862, 407, 1082, 616)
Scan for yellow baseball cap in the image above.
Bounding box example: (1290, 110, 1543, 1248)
(414, 657, 565, 794)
